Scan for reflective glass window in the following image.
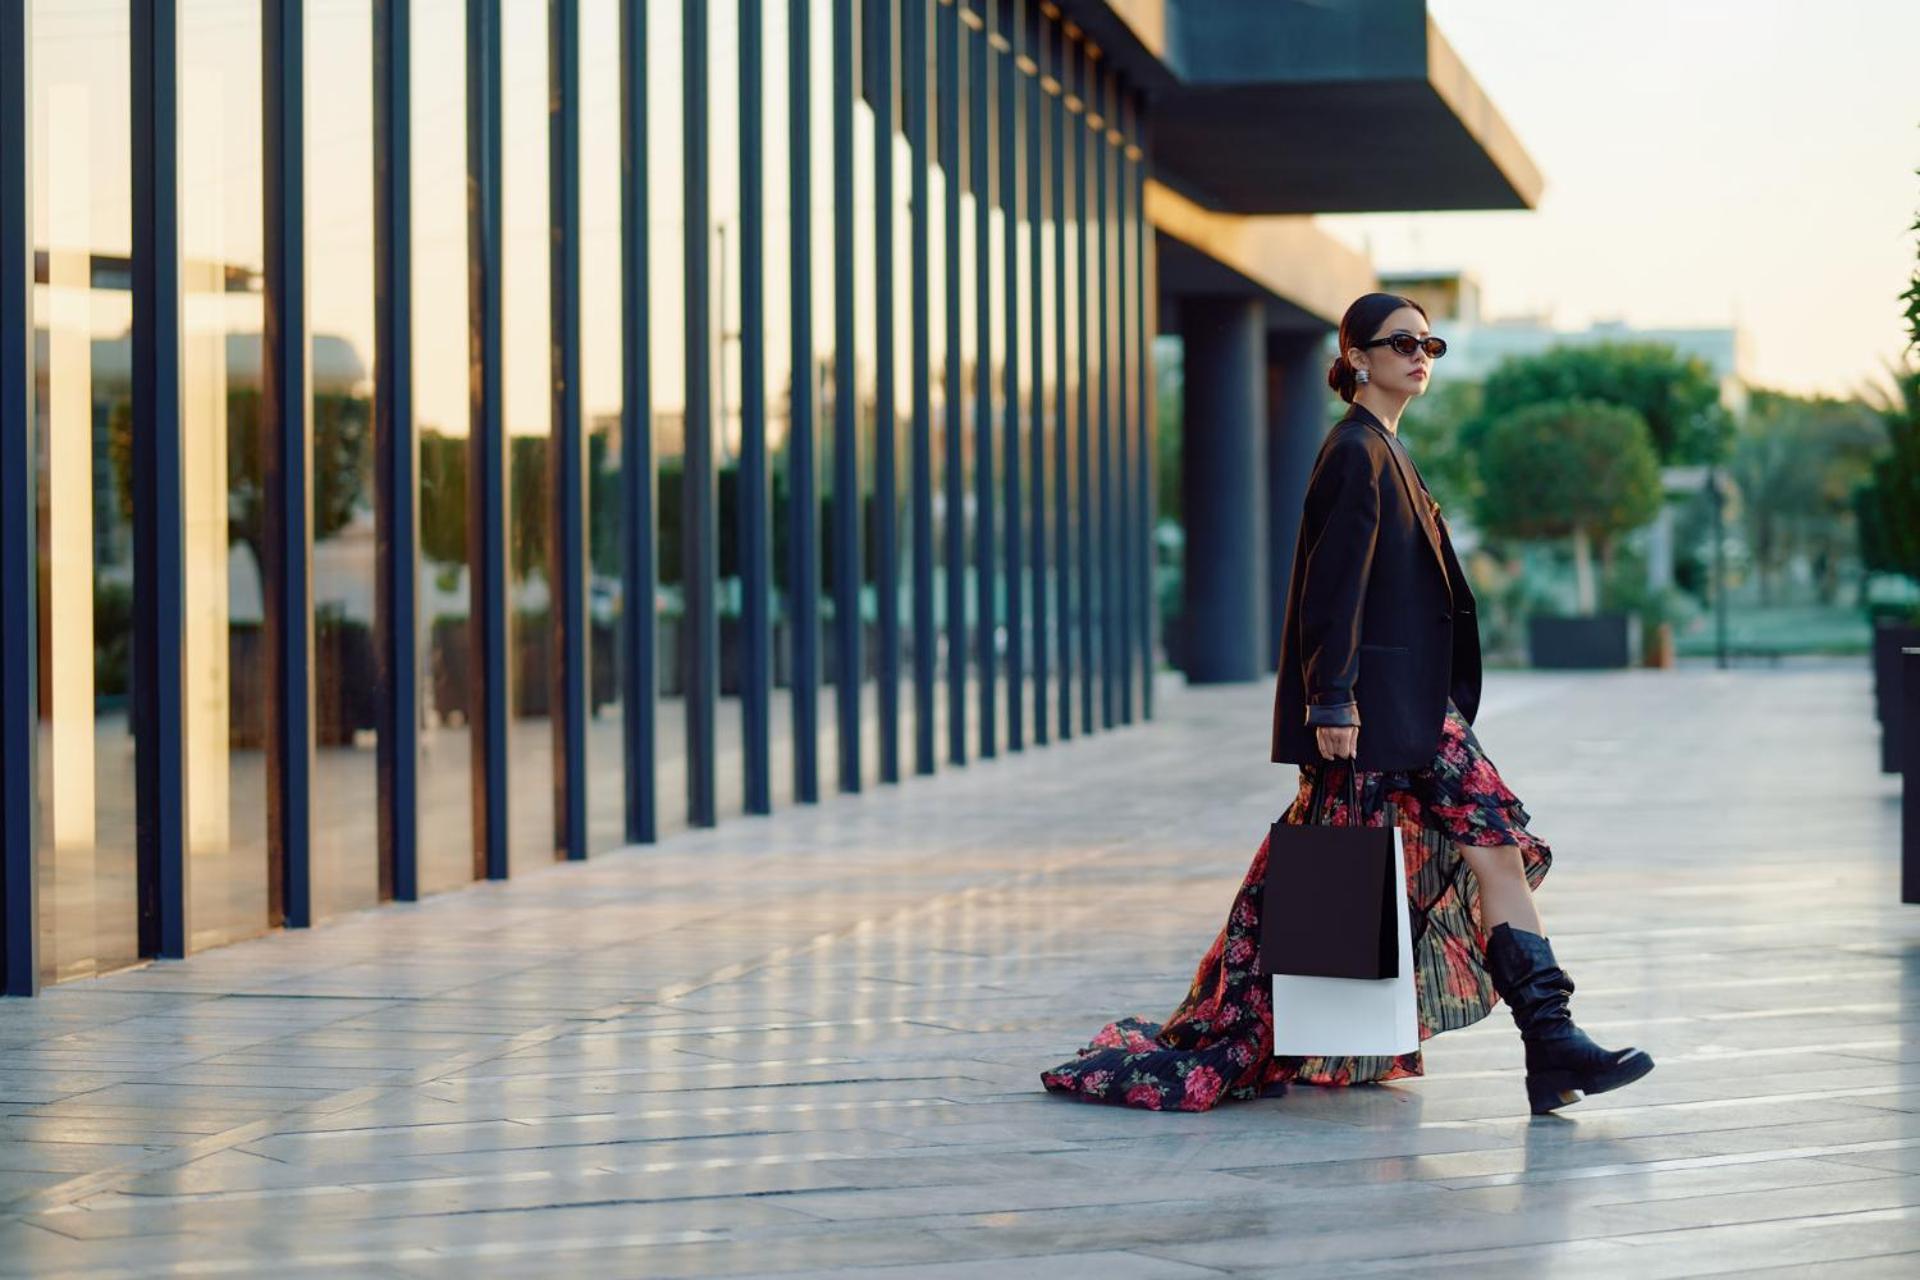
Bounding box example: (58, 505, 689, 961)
(502, 0, 556, 869)
(412, 0, 477, 893)
(760, 0, 797, 807)
(582, 0, 626, 852)
(851, 5, 881, 785)
(29, 0, 140, 983)
(179, 0, 270, 952)
(307, 0, 381, 917)
(647, 0, 689, 832)
(710, 0, 744, 815)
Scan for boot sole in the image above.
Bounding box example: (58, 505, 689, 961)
(1526, 1048, 1655, 1115)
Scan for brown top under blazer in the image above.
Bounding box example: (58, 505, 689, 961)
(1270, 401, 1483, 771)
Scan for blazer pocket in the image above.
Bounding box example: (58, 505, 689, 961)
(1358, 643, 1409, 653)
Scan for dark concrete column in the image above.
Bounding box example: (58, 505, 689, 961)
(1179, 297, 1266, 683)
(1266, 332, 1330, 669)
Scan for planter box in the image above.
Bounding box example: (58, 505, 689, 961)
(430, 614, 619, 723)
(228, 623, 267, 749)
(510, 613, 553, 718)
(1643, 620, 1676, 670)
(1526, 613, 1639, 670)
(1877, 622, 1920, 772)
(430, 616, 471, 725)
(1873, 621, 1920, 723)
(589, 620, 616, 714)
(1162, 613, 1186, 673)
(316, 618, 379, 745)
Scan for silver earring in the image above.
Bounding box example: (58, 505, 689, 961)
(1355, 369, 1370, 385)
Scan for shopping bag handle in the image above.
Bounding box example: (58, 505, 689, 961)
(1306, 759, 1361, 827)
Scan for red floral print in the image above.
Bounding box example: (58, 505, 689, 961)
(1040, 701, 1552, 1111)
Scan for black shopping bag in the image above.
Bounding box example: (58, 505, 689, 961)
(1257, 762, 1399, 980)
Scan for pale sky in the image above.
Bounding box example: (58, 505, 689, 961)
(1315, 0, 1920, 402)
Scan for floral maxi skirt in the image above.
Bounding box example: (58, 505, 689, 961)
(1038, 700, 1552, 1111)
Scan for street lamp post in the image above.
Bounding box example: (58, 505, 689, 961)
(1710, 460, 1728, 669)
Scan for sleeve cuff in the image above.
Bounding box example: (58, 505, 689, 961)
(1304, 701, 1360, 727)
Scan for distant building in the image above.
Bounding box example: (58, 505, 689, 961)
(1380, 268, 1751, 413)
(1379, 268, 1746, 600)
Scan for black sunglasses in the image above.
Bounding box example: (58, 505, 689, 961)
(1361, 332, 1447, 359)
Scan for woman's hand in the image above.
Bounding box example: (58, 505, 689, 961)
(1315, 725, 1359, 760)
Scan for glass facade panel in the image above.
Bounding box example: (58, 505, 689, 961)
(956, 8, 979, 754)
(4, 0, 1157, 991)
(1059, 33, 1081, 737)
(1072, 38, 1094, 733)
(178, 0, 269, 952)
(1006, 2, 1036, 740)
(647, 0, 688, 833)
(852, 17, 880, 787)
(502, 0, 555, 869)
(761, 0, 796, 809)
(581, 0, 626, 853)
(1034, 16, 1058, 743)
(306, 0, 381, 919)
(809, 0, 835, 770)
(890, 120, 916, 775)
(926, 45, 950, 758)
(412, 0, 477, 895)
(1090, 58, 1111, 725)
(1114, 80, 1128, 713)
(983, 9, 1007, 759)
(930, 6, 954, 759)
(29, 0, 140, 984)
(710, 0, 743, 816)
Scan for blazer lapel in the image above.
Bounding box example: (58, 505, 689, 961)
(1355, 419, 1452, 600)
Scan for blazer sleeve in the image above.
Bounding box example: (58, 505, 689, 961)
(1297, 434, 1381, 728)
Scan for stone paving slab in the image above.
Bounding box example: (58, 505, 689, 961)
(0, 664, 1917, 1277)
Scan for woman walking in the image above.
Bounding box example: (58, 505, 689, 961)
(1039, 293, 1655, 1116)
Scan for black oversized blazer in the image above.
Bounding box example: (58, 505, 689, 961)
(1270, 402, 1483, 771)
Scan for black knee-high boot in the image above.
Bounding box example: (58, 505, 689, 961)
(1484, 922, 1655, 1115)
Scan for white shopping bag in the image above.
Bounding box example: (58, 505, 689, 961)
(1270, 822, 1419, 1057)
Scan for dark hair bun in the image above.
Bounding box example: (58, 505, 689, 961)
(1327, 352, 1356, 403)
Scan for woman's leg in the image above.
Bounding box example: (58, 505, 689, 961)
(1454, 841, 1544, 936)
(1456, 839, 1655, 1112)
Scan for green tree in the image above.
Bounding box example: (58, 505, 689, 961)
(1471, 397, 1663, 613)
(1730, 388, 1883, 605)
(1857, 370, 1920, 585)
(109, 387, 373, 566)
(588, 425, 621, 580)
(1903, 154, 1920, 351)
(508, 434, 549, 584)
(418, 429, 469, 568)
(1852, 160, 1920, 602)
(1155, 340, 1181, 526)
(1470, 341, 1732, 465)
(1401, 377, 1485, 523)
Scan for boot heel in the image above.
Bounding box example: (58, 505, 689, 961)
(1526, 1072, 1585, 1115)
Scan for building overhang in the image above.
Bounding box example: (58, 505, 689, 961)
(1059, 0, 1543, 216)
(1155, 3, 1542, 213)
(1146, 179, 1376, 334)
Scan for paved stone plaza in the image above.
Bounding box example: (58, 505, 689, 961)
(0, 664, 1916, 1277)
